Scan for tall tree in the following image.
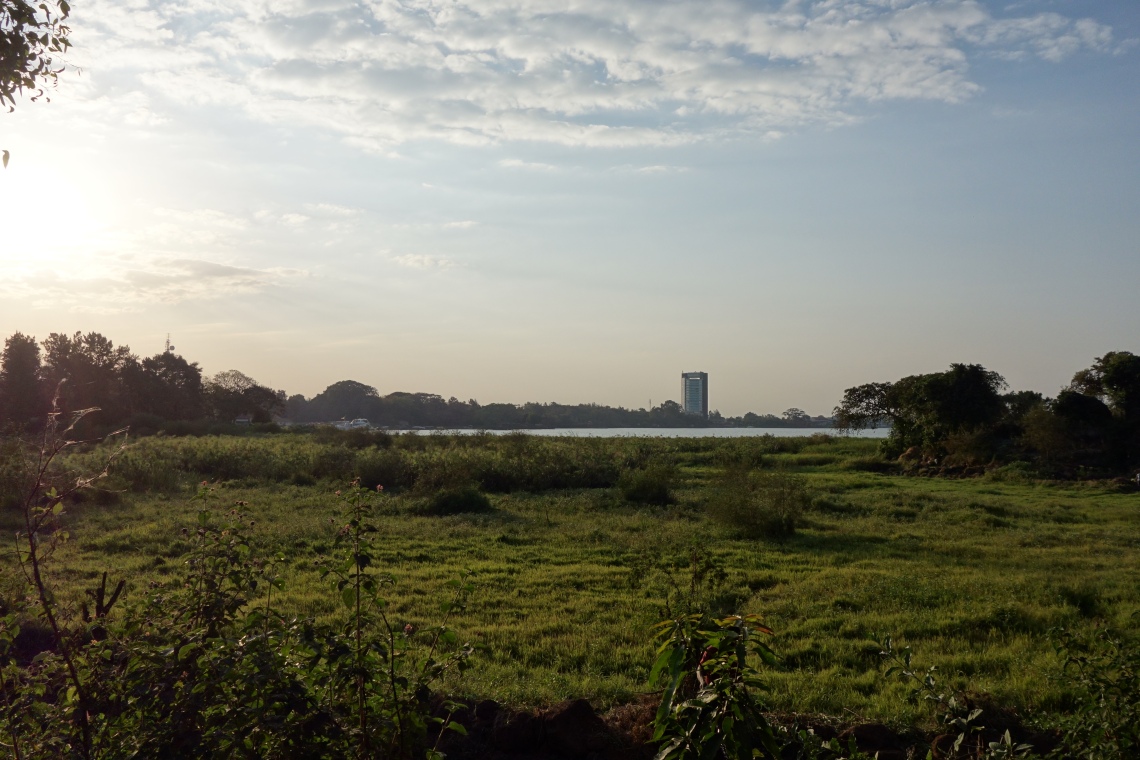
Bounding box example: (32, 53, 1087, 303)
(123, 351, 205, 420)
(835, 364, 1007, 456)
(1070, 352, 1140, 467)
(1071, 352, 1140, 423)
(0, 332, 45, 428)
(41, 331, 135, 427)
(305, 380, 379, 422)
(203, 370, 282, 422)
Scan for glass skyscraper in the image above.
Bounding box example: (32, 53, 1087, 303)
(681, 371, 708, 418)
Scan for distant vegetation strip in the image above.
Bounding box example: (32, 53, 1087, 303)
(3, 331, 1138, 479)
(0, 331, 831, 434)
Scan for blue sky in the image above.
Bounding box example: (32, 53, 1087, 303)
(1, 0, 1137, 415)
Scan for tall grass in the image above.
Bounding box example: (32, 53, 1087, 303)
(8, 431, 1138, 727)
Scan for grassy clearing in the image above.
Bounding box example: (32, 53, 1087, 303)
(5, 432, 1138, 729)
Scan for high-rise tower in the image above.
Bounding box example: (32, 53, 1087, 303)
(681, 371, 708, 418)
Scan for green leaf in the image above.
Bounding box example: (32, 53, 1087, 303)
(342, 586, 356, 608)
(446, 721, 468, 736)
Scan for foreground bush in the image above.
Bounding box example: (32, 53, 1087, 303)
(2, 412, 476, 759)
(1050, 626, 1140, 760)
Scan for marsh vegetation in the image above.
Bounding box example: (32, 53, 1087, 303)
(2, 428, 1137, 757)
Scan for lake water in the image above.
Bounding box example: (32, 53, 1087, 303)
(389, 427, 890, 438)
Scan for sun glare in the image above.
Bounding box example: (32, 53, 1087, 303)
(0, 163, 105, 274)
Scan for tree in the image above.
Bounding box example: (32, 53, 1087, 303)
(1071, 352, 1140, 423)
(2, 0, 72, 166)
(1070, 352, 1140, 468)
(835, 364, 1007, 457)
(203, 370, 282, 422)
(305, 380, 379, 422)
(832, 382, 894, 431)
(0, 331, 45, 428)
(1, 0, 70, 105)
(41, 331, 135, 429)
(123, 351, 205, 421)
(781, 408, 810, 425)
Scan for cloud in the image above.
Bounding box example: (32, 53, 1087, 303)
(609, 164, 690, 175)
(499, 158, 561, 172)
(305, 203, 361, 217)
(389, 253, 457, 270)
(64, 0, 1119, 148)
(2, 257, 305, 312)
(443, 220, 478, 229)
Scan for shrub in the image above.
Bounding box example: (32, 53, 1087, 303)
(619, 462, 676, 505)
(355, 448, 415, 491)
(0, 437, 27, 511)
(651, 614, 781, 760)
(842, 456, 897, 474)
(3, 450, 478, 760)
(1051, 626, 1140, 760)
(424, 486, 492, 516)
(705, 468, 808, 540)
(943, 428, 998, 467)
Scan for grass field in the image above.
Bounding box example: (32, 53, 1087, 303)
(5, 431, 1138, 731)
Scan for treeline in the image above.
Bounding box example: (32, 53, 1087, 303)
(283, 380, 831, 429)
(0, 332, 284, 436)
(0, 331, 827, 434)
(834, 353, 1140, 475)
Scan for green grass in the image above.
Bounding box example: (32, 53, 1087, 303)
(6, 432, 1139, 729)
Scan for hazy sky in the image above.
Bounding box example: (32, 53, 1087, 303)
(2, 0, 1138, 416)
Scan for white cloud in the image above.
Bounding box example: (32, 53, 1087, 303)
(59, 0, 1119, 148)
(1, 257, 305, 312)
(305, 202, 361, 216)
(443, 220, 478, 229)
(499, 158, 561, 171)
(389, 253, 457, 270)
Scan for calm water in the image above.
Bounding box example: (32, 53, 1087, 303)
(389, 427, 890, 438)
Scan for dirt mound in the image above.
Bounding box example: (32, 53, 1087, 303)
(437, 696, 654, 760)
(434, 696, 1056, 760)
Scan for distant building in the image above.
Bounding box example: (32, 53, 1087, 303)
(681, 371, 709, 418)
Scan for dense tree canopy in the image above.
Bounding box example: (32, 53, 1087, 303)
(203, 370, 282, 423)
(0, 331, 45, 428)
(836, 356, 1140, 474)
(126, 351, 205, 421)
(834, 364, 1007, 456)
(42, 331, 136, 425)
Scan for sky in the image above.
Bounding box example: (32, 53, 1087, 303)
(1, 0, 1138, 416)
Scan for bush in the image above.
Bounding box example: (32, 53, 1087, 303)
(424, 486, 493, 516)
(842, 455, 897, 474)
(0, 438, 27, 511)
(942, 427, 997, 466)
(619, 463, 676, 505)
(355, 448, 415, 491)
(1051, 626, 1140, 760)
(705, 468, 808, 540)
